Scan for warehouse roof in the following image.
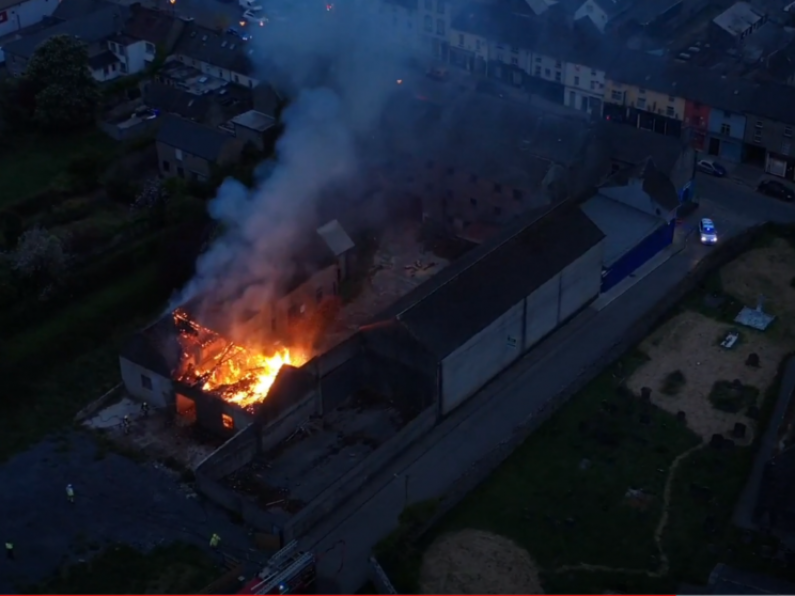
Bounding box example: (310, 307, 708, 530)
(383, 202, 604, 358)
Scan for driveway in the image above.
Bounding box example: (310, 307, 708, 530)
(302, 179, 795, 593)
(0, 432, 260, 594)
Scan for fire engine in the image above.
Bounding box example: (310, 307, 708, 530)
(239, 541, 317, 594)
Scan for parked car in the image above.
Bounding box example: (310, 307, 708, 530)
(226, 26, 250, 40)
(241, 9, 266, 25)
(758, 179, 795, 202)
(699, 217, 718, 245)
(696, 159, 727, 177)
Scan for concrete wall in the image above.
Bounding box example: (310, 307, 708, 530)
(99, 118, 157, 142)
(119, 356, 173, 407)
(178, 383, 254, 437)
(260, 390, 320, 453)
(361, 351, 436, 417)
(558, 242, 604, 321)
(319, 355, 364, 413)
(524, 274, 561, 350)
(195, 422, 260, 479)
(283, 405, 437, 542)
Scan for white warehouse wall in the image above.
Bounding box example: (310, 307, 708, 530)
(523, 273, 561, 350)
(441, 300, 525, 415)
(119, 357, 173, 407)
(558, 242, 604, 321)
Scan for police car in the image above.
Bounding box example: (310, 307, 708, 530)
(699, 218, 718, 245)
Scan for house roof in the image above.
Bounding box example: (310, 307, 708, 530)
(316, 220, 354, 257)
(231, 109, 276, 132)
(156, 115, 233, 161)
(173, 22, 255, 76)
(713, 2, 765, 36)
(121, 5, 181, 46)
(374, 202, 605, 358)
(593, 120, 685, 174)
(3, 4, 127, 60)
(88, 49, 119, 69)
(119, 317, 180, 377)
(746, 79, 795, 124)
(143, 81, 212, 121)
(602, 157, 681, 211)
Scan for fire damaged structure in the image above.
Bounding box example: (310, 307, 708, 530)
(118, 202, 605, 543)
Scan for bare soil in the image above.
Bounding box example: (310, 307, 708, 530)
(720, 238, 795, 339)
(420, 530, 543, 595)
(628, 311, 787, 442)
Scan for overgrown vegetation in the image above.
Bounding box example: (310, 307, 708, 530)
(661, 370, 687, 396)
(25, 542, 217, 595)
(708, 380, 761, 413)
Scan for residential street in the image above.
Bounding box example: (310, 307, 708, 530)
(303, 174, 795, 593)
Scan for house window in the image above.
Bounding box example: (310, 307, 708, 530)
(470, 197, 477, 206)
(720, 122, 731, 136)
(145, 42, 155, 54)
(494, 183, 502, 192)
(141, 374, 153, 390)
(120, 63, 127, 73)
(666, 106, 675, 117)
(222, 414, 234, 430)
(756, 121, 763, 130)
(785, 127, 793, 138)
(570, 91, 576, 106)
(513, 189, 523, 200)
(458, 33, 464, 46)
(494, 206, 502, 216)
(574, 75, 580, 86)
(175, 148, 184, 161)
(636, 97, 646, 109)
(316, 287, 324, 303)
(555, 71, 562, 82)
(611, 90, 623, 102)
(534, 66, 541, 76)
(544, 68, 550, 77)
(436, 19, 444, 35)
(162, 160, 171, 172)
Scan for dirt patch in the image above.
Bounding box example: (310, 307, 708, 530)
(720, 238, 795, 338)
(420, 530, 543, 595)
(628, 311, 787, 442)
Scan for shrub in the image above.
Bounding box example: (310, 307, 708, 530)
(661, 370, 686, 396)
(709, 380, 760, 413)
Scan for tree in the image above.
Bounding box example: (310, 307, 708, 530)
(7, 226, 68, 299)
(0, 211, 24, 250)
(23, 35, 101, 132)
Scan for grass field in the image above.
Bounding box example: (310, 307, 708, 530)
(0, 130, 116, 206)
(26, 542, 217, 595)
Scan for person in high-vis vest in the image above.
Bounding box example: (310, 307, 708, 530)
(209, 533, 221, 551)
(66, 484, 75, 503)
(5, 542, 13, 560)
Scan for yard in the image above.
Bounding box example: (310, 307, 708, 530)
(377, 231, 795, 594)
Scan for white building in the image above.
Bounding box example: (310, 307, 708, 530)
(0, 0, 58, 39)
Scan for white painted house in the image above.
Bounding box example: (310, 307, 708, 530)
(562, 45, 619, 115)
(0, 0, 58, 38)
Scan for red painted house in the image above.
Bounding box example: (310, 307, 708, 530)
(684, 100, 711, 151)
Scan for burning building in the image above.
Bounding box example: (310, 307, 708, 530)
(119, 219, 355, 436)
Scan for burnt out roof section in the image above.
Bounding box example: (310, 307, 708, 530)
(256, 365, 316, 423)
(388, 202, 604, 357)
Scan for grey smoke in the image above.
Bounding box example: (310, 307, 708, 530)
(173, 1, 411, 332)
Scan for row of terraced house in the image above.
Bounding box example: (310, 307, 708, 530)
(376, 0, 795, 181)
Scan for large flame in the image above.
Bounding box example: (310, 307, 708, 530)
(172, 309, 309, 409)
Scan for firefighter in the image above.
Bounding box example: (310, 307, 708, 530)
(122, 414, 131, 434)
(141, 401, 150, 417)
(66, 484, 75, 504)
(5, 542, 13, 560)
(209, 533, 221, 551)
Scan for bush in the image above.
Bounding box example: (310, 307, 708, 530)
(0, 210, 24, 249)
(661, 370, 686, 396)
(61, 151, 112, 194)
(39, 199, 94, 227)
(709, 380, 760, 413)
(11, 188, 65, 218)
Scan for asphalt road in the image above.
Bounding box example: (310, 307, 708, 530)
(302, 175, 795, 593)
(0, 433, 259, 593)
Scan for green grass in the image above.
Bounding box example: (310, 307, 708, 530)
(379, 351, 702, 593)
(25, 542, 218, 594)
(0, 130, 116, 206)
(0, 263, 166, 461)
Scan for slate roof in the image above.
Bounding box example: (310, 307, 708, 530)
(156, 115, 234, 161)
(745, 80, 795, 124)
(4, 4, 127, 60)
(121, 5, 182, 46)
(173, 22, 255, 75)
(375, 202, 605, 358)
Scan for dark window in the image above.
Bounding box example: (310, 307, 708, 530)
(316, 287, 324, 303)
(447, 167, 455, 175)
(470, 174, 478, 183)
(470, 197, 477, 206)
(222, 413, 234, 430)
(494, 183, 502, 193)
(512, 189, 522, 200)
(162, 160, 171, 172)
(141, 374, 153, 390)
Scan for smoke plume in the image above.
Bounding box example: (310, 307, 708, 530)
(173, 1, 413, 333)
